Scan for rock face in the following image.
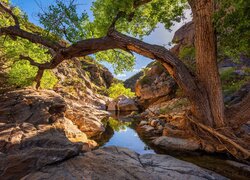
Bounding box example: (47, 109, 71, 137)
(107, 95, 139, 111)
(22, 146, 226, 180)
(81, 58, 114, 88)
(0, 89, 97, 179)
(171, 21, 195, 56)
(53, 59, 111, 137)
(135, 62, 177, 108)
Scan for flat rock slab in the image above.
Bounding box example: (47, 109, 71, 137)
(23, 146, 227, 180)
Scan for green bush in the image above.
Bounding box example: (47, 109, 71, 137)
(220, 67, 250, 96)
(107, 83, 135, 99)
(8, 61, 58, 89)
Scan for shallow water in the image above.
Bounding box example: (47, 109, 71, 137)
(103, 126, 155, 154)
(94, 111, 250, 179)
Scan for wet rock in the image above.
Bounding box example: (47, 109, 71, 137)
(22, 146, 226, 180)
(152, 136, 201, 152)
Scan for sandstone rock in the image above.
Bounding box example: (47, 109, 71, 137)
(140, 125, 155, 133)
(0, 89, 99, 179)
(139, 121, 148, 126)
(107, 96, 139, 111)
(135, 62, 177, 108)
(152, 136, 201, 152)
(118, 97, 139, 111)
(22, 146, 226, 180)
(149, 119, 159, 127)
(171, 21, 195, 56)
(107, 99, 118, 111)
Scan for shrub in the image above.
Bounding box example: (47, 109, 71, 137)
(8, 61, 58, 89)
(107, 83, 135, 99)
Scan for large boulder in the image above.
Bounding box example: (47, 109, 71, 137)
(107, 95, 139, 111)
(22, 146, 226, 180)
(152, 136, 201, 152)
(171, 21, 195, 56)
(135, 62, 177, 108)
(118, 97, 139, 111)
(0, 89, 95, 179)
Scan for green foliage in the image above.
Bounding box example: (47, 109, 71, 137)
(8, 61, 58, 89)
(220, 67, 250, 96)
(108, 117, 131, 132)
(38, 0, 186, 74)
(38, 0, 89, 43)
(179, 46, 195, 61)
(40, 70, 58, 89)
(214, 0, 250, 59)
(8, 61, 37, 87)
(95, 50, 135, 74)
(179, 46, 195, 71)
(91, 0, 187, 38)
(107, 83, 135, 99)
(0, 4, 59, 89)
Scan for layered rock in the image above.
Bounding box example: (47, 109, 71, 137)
(107, 95, 139, 111)
(22, 146, 226, 180)
(135, 62, 177, 108)
(170, 21, 195, 55)
(81, 58, 114, 88)
(0, 89, 98, 179)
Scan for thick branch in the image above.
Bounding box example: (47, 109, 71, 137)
(0, 2, 19, 27)
(0, 26, 63, 51)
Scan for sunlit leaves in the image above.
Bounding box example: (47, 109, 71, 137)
(0, 3, 57, 89)
(38, 0, 187, 73)
(107, 82, 135, 99)
(38, 0, 89, 43)
(214, 0, 250, 59)
(95, 49, 135, 74)
(91, 0, 187, 38)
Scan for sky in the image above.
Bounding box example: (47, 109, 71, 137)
(11, 0, 191, 80)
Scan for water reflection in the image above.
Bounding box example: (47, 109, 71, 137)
(96, 111, 155, 154)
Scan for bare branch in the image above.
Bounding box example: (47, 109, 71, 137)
(0, 2, 20, 27)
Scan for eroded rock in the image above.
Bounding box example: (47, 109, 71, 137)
(22, 146, 226, 180)
(0, 89, 99, 179)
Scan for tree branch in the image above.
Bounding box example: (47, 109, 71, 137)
(0, 2, 19, 27)
(0, 26, 63, 51)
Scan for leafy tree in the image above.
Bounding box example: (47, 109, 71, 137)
(0, 0, 58, 89)
(214, 0, 250, 59)
(107, 83, 135, 99)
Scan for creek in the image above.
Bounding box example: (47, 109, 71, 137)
(93, 111, 250, 179)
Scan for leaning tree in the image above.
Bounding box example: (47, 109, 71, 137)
(0, 0, 249, 159)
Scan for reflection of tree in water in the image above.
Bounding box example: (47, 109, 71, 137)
(108, 117, 131, 132)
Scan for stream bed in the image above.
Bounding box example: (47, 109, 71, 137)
(93, 111, 250, 179)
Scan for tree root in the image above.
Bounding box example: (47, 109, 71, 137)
(186, 114, 250, 160)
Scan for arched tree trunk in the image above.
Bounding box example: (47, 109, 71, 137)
(189, 0, 225, 128)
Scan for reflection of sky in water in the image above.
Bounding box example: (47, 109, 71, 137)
(104, 127, 155, 154)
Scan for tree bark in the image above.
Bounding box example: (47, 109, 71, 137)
(189, 0, 225, 127)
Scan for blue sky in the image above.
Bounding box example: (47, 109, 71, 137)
(11, 0, 191, 80)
